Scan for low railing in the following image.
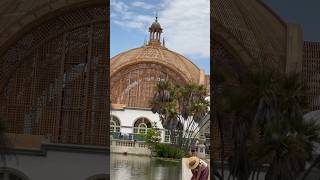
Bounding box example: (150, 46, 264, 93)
(115, 140, 135, 147)
(111, 139, 150, 155)
(111, 132, 146, 141)
(111, 139, 148, 149)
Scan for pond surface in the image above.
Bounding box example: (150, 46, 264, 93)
(111, 153, 182, 180)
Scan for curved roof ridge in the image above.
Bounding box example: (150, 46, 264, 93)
(257, 1, 286, 26)
(163, 47, 201, 71)
(110, 47, 142, 60)
(110, 45, 202, 83)
(111, 46, 201, 71)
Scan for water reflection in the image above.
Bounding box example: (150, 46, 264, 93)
(111, 153, 181, 180)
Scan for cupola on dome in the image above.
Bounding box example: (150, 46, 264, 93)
(110, 14, 207, 108)
(150, 20, 161, 29)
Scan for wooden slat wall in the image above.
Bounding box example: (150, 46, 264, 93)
(0, 4, 108, 146)
(303, 42, 320, 111)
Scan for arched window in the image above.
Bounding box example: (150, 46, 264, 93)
(138, 123, 147, 134)
(133, 117, 151, 134)
(110, 115, 121, 133)
(0, 167, 30, 180)
(164, 129, 170, 143)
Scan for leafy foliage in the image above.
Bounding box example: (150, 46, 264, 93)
(215, 67, 320, 180)
(154, 143, 187, 159)
(150, 81, 209, 150)
(144, 126, 161, 149)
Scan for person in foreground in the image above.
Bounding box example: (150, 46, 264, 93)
(186, 156, 209, 180)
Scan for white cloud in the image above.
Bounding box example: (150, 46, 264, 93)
(111, 0, 210, 59)
(159, 0, 210, 59)
(114, 18, 149, 30)
(111, 0, 153, 32)
(131, 1, 154, 10)
(111, 0, 129, 13)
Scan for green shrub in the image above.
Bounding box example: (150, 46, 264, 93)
(154, 143, 187, 159)
(144, 128, 161, 149)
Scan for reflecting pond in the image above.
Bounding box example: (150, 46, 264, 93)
(111, 153, 182, 180)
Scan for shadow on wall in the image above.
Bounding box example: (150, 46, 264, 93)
(86, 173, 109, 180)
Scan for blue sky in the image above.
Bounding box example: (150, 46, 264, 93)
(264, 0, 320, 41)
(110, 0, 210, 74)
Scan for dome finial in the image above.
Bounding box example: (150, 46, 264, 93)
(155, 12, 158, 22)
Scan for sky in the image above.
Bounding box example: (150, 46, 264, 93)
(263, 0, 320, 41)
(110, 0, 210, 74)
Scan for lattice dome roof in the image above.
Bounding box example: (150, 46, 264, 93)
(110, 45, 203, 83)
(212, 0, 287, 69)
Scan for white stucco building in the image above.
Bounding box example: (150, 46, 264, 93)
(109, 16, 210, 146)
(110, 99, 210, 144)
(110, 106, 170, 143)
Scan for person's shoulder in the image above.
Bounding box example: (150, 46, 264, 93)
(191, 169, 197, 175)
(200, 160, 208, 168)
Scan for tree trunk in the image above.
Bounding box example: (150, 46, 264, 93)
(217, 113, 225, 179)
(301, 154, 320, 180)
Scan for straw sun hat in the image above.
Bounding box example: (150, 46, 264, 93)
(186, 156, 200, 170)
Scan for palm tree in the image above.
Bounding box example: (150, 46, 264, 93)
(216, 68, 276, 180)
(216, 66, 320, 180)
(150, 81, 209, 150)
(212, 68, 227, 179)
(258, 72, 320, 180)
(252, 118, 320, 180)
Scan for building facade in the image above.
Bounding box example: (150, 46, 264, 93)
(110, 107, 169, 143)
(0, 1, 109, 179)
(110, 17, 210, 143)
(213, 0, 320, 112)
(303, 42, 320, 111)
(212, 0, 320, 178)
(0, 0, 108, 146)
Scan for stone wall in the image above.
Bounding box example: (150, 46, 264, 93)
(4, 145, 107, 180)
(110, 140, 151, 156)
